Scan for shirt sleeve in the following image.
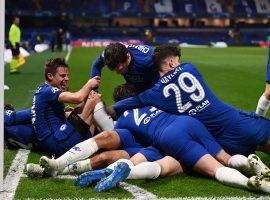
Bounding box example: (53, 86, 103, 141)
(114, 96, 143, 118)
(113, 88, 154, 117)
(90, 53, 105, 78)
(44, 86, 62, 102)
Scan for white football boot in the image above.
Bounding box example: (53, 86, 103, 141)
(248, 175, 270, 193)
(248, 154, 270, 177)
(39, 156, 59, 176)
(25, 163, 45, 178)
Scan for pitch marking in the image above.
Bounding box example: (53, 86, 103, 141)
(0, 149, 30, 200)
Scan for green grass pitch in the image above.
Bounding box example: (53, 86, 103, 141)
(4, 46, 270, 199)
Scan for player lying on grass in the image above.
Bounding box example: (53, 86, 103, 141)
(38, 91, 270, 194)
(256, 47, 270, 116)
(76, 154, 270, 193)
(4, 105, 34, 149)
(30, 58, 114, 157)
(109, 45, 270, 157)
(27, 145, 178, 178)
(74, 154, 183, 187)
(90, 42, 159, 93)
(38, 111, 270, 193)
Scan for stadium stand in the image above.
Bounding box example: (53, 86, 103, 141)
(5, 0, 270, 47)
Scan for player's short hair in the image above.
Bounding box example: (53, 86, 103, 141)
(113, 83, 138, 102)
(104, 42, 128, 70)
(44, 58, 68, 81)
(152, 44, 181, 70)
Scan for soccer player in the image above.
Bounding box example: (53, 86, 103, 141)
(112, 45, 270, 157)
(8, 16, 25, 74)
(39, 90, 270, 193)
(256, 47, 270, 116)
(39, 107, 270, 193)
(31, 58, 111, 157)
(75, 154, 182, 187)
(90, 42, 159, 92)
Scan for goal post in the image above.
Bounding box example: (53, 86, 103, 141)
(0, 0, 5, 191)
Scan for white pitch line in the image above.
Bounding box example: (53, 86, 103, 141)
(0, 149, 30, 200)
(20, 173, 269, 200)
(23, 173, 158, 199)
(65, 47, 73, 63)
(120, 182, 158, 199)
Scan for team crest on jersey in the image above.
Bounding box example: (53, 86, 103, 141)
(51, 87, 60, 93)
(60, 124, 67, 131)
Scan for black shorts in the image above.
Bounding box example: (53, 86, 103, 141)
(10, 42, 20, 56)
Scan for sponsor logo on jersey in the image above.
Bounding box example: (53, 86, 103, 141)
(188, 99, 211, 115)
(143, 109, 163, 125)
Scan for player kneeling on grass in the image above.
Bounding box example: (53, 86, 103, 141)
(31, 58, 114, 157)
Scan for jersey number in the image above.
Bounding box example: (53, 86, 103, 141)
(133, 107, 157, 126)
(163, 72, 205, 113)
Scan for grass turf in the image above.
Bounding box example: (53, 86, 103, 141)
(4, 46, 270, 198)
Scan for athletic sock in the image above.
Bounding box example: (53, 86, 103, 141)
(107, 159, 134, 170)
(215, 167, 248, 188)
(128, 162, 161, 179)
(10, 59, 18, 73)
(228, 154, 253, 175)
(55, 138, 98, 170)
(256, 94, 270, 116)
(60, 159, 91, 175)
(93, 102, 114, 131)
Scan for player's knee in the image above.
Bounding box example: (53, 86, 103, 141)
(102, 131, 118, 142)
(158, 157, 183, 177)
(265, 92, 270, 100)
(94, 131, 120, 149)
(91, 153, 111, 168)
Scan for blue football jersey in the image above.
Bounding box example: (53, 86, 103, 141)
(115, 106, 177, 146)
(266, 47, 270, 83)
(90, 44, 159, 91)
(31, 84, 65, 141)
(114, 62, 239, 137)
(115, 105, 223, 167)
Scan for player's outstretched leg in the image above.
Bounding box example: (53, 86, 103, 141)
(248, 154, 270, 177)
(95, 162, 131, 192)
(248, 175, 270, 193)
(74, 168, 113, 187)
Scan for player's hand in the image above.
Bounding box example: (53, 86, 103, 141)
(87, 91, 101, 105)
(89, 76, 100, 89)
